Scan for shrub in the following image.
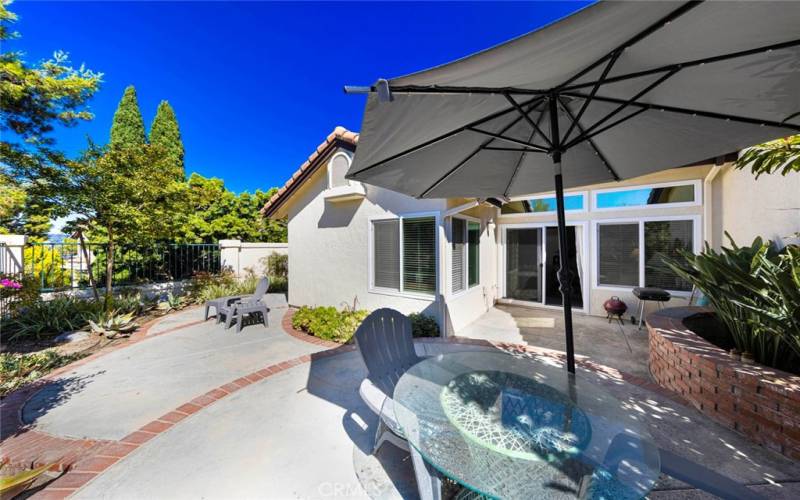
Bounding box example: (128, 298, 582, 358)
(1, 296, 106, 340)
(263, 252, 288, 279)
(410, 313, 440, 338)
(292, 305, 368, 344)
(23, 246, 69, 289)
(269, 276, 288, 294)
(186, 270, 258, 304)
(665, 234, 800, 372)
(1, 350, 86, 396)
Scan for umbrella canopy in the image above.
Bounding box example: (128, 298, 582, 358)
(347, 1, 799, 199)
(345, 0, 800, 373)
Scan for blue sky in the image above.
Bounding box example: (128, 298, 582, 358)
(11, 1, 591, 194)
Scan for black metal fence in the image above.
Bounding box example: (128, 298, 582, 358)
(24, 242, 221, 292)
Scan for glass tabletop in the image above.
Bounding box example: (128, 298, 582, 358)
(390, 351, 660, 499)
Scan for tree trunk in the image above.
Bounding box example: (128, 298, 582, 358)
(105, 228, 114, 307)
(78, 230, 100, 301)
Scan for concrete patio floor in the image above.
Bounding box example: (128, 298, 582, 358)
(458, 304, 652, 379)
(10, 305, 800, 498)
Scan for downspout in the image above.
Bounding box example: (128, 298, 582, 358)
(703, 159, 725, 248)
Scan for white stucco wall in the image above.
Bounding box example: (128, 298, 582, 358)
(710, 164, 800, 249)
(442, 204, 499, 334)
(285, 147, 446, 323)
(220, 240, 288, 277)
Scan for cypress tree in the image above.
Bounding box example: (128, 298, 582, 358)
(149, 100, 185, 179)
(109, 85, 146, 148)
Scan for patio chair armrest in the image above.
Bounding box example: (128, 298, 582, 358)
(359, 378, 388, 417)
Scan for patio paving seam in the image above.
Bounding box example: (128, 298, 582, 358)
(33, 342, 354, 498)
(14, 308, 683, 498)
(0, 307, 207, 476)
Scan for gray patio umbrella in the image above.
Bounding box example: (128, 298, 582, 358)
(344, 1, 800, 373)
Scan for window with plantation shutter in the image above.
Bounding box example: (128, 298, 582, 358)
(598, 223, 639, 287)
(451, 218, 466, 293)
(403, 217, 437, 295)
(644, 220, 693, 291)
(373, 220, 400, 290)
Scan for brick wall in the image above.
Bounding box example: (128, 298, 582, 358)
(648, 307, 800, 460)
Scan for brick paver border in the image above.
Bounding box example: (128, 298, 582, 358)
(17, 307, 686, 498)
(0, 308, 205, 482)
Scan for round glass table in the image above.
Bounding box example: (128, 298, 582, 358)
(389, 351, 660, 499)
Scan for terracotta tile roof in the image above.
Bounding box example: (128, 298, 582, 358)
(261, 126, 358, 217)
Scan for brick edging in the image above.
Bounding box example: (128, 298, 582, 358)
(19, 308, 688, 498)
(647, 307, 800, 460)
(281, 308, 342, 348)
(34, 344, 360, 499)
(0, 307, 207, 477)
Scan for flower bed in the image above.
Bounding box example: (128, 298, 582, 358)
(647, 307, 800, 460)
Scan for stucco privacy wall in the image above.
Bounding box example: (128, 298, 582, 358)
(495, 164, 712, 316)
(286, 147, 445, 322)
(709, 164, 800, 249)
(220, 240, 288, 277)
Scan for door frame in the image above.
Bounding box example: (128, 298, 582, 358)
(499, 221, 589, 312)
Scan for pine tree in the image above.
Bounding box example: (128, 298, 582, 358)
(149, 101, 185, 179)
(109, 85, 146, 148)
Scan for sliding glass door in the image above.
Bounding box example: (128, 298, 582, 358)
(505, 228, 542, 302)
(504, 225, 583, 309)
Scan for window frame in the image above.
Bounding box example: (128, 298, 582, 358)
(592, 215, 701, 296)
(591, 180, 702, 212)
(327, 151, 353, 189)
(449, 215, 481, 297)
(368, 211, 440, 300)
(501, 191, 588, 217)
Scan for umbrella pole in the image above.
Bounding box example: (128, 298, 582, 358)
(552, 156, 576, 374)
(549, 97, 577, 374)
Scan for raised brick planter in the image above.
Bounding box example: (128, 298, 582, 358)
(647, 306, 800, 460)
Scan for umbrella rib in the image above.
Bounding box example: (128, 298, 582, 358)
(503, 93, 553, 148)
(557, 97, 621, 181)
(558, 1, 702, 90)
(483, 146, 546, 153)
(563, 92, 800, 132)
(570, 67, 681, 145)
(565, 108, 648, 149)
(503, 120, 544, 198)
(419, 104, 540, 198)
(347, 95, 546, 179)
(562, 51, 621, 145)
(561, 38, 800, 93)
(467, 127, 548, 152)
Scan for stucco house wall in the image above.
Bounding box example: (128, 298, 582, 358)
(709, 164, 800, 249)
(285, 146, 445, 322)
(266, 128, 799, 335)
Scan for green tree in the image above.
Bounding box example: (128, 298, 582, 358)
(65, 142, 186, 301)
(149, 100, 184, 179)
(109, 85, 146, 148)
(0, 0, 101, 235)
(176, 173, 286, 243)
(735, 135, 800, 178)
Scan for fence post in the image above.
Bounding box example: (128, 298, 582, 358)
(0, 234, 26, 276)
(219, 239, 242, 276)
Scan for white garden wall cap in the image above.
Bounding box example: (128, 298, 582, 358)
(261, 126, 359, 218)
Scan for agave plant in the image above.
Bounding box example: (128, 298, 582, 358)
(156, 292, 186, 314)
(87, 310, 138, 339)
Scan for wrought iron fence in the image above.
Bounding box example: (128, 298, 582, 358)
(24, 242, 221, 292)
